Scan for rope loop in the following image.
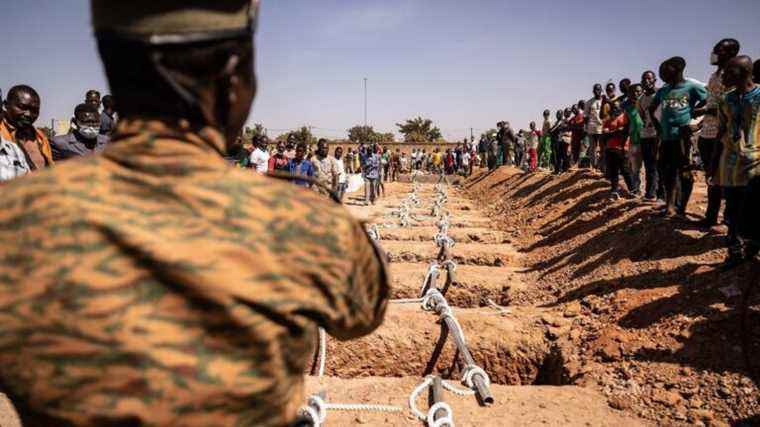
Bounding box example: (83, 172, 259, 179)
(427, 402, 455, 427)
(462, 365, 491, 389)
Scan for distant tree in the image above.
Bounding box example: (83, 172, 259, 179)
(396, 117, 442, 142)
(275, 126, 316, 145)
(379, 132, 395, 143)
(347, 125, 380, 144)
(347, 125, 396, 144)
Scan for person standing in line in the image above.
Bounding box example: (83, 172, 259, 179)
(624, 84, 645, 196)
(461, 148, 471, 176)
(313, 139, 339, 195)
(692, 38, 740, 228)
(638, 70, 661, 201)
(603, 99, 634, 199)
(380, 147, 390, 182)
(0, 127, 31, 181)
(249, 134, 270, 174)
(0, 85, 54, 170)
(391, 148, 401, 181)
(585, 84, 605, 169)
(334, 146, 347, 201)
(570, 103, 585, 166)
(268, 141, 290, 173)
(549, 110, 565, 174)
(649, 56, 708, 218)
(288, 142, 315, 188)
(540, 109, 553, 169)
(99, 95, 117, 136)
(363, 144, 381, 205)
(85, 89, 101, 110)
(400, 151, 409, 174)
(527, 121, 540, 171)
(716, 55, 760, 268)
(51, 103, 110, 161)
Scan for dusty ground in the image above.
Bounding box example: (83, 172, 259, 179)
(317, 178, 650, 426)
(304, 376, 646, 426)
(465, 166, 760, 426)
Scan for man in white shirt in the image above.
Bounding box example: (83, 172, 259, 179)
(585, 84, 605, 170)
(334, 146, 347, 201)
(0, 136, 30, 182)
(248, 134, 270, 174)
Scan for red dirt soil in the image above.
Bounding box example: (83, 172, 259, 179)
(465, 166, 760, 426)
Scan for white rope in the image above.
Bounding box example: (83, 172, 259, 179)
(462, 365, 491, 389)
(441, 380, 475, 396)
(427, 402, 455, 427)
(440, 260, 457, 273)
(409, 377, 434, 420)
(421, 262, 440, 294)
(317, 328, 326, 378)
(390, 298, 424, 304)
(325, 403, 403, 413)
(300, 395, 403, 427)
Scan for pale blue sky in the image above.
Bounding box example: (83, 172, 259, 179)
(2, 0, 759, 140)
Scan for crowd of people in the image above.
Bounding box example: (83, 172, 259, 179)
(2, 39, 759, 269)
(0, 86, 116, 180)
(486, 39, 760, 270)
(231, 133, 480, 205)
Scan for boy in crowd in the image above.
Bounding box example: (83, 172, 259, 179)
(693, 38, 740, 228)
(585, 84, 605, 169)
(570, 101, 586, 165)
(716, 56, 760, 268)
(268, 141, 290, 173)
(649, 57, 708, 218)
(638, 70, 661, 201)
(604, 99, 635, 199)
(288, 142, 315, 188)
(624, 83, 645, 196)
(527, 121, 540, 171)
(540, 109, 553, 169)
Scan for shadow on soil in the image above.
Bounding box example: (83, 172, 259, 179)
(470, 167, 760, 385)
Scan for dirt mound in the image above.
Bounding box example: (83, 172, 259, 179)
(465, 167, 760, 426)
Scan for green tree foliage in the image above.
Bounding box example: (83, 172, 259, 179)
(396, 117, 442, 142)
(276, 126, 317, 145)
(347, 126, 395, 144)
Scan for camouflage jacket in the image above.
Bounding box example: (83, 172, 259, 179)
(0, 119, 389, 427)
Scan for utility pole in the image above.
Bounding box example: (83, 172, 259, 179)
(363, 77, 368, 128)
(470, 127, 474, 142)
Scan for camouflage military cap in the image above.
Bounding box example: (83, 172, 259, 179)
(91, 0, 260, 44)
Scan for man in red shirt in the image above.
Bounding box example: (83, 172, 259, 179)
(603, 100, 635, 199)
(267, 141, 289, 173)
(570, 101, 586, 165)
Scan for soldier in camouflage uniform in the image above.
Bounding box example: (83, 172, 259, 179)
(0, 1, 389, 426)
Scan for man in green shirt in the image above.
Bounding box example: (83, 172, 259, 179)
(649, 57, 708, 217)
(624, 84, 645, 196)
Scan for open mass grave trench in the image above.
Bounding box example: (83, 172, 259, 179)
(304, 178, 647, 426)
